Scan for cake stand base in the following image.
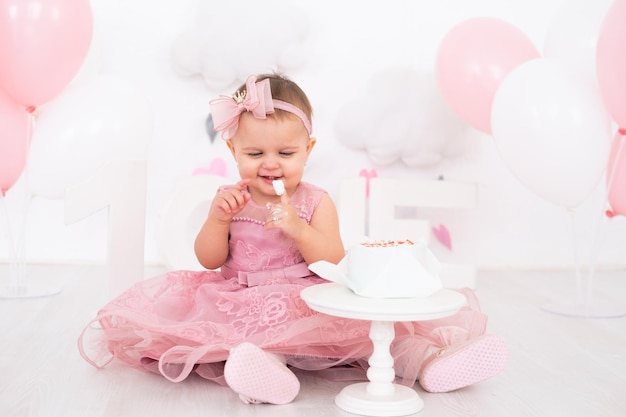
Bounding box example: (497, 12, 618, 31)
(335, 383, 423, 417)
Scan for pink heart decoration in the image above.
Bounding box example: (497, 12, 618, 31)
(431, 224, 452, 251)
(359, 168, 378, 198)
(192, 157, 228, 177)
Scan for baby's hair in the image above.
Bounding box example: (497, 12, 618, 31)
(234, 73, 313, 130)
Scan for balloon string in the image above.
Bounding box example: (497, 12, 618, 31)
(15, 194, 32, 290)
(15, 114, 36, 289)
(0, 193, 20, 291)
(606, 129, 626, 214)
(585, 129, 626, 308)
(584, 212, 604, 311)
(583, 182, 608, 311)
(0, 113, 35, 294)
(567, 208, 583, 305)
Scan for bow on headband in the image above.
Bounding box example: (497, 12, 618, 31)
(209, 75, 312, 140)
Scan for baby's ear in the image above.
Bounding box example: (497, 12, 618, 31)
(306, 137, 317, 155)
(226, 140, 237, 158)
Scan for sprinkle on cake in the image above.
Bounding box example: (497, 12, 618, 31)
(360, 240, 414, 247)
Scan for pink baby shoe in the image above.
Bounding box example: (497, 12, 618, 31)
(419, 334, 508, 393)
(224, 342, 300, 404)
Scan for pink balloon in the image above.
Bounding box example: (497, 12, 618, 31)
(0, 89, 31, 195)
(597, 0, 626, 128)
(0, 0, 93, 108)
(606, 130, 626, 218)
(436, 17, 540, 134)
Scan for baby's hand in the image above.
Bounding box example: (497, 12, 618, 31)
(210, 179, 251, 223)
(265, 192, 304, 238)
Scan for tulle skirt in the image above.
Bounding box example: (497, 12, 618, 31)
(78, 270, 486, 386)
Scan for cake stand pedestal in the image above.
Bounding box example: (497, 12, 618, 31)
(300, 283, 466, 417)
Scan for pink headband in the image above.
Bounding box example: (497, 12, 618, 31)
(209, 75, 312, 140)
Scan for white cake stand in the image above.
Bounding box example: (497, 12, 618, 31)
(300, 283, 466, 417)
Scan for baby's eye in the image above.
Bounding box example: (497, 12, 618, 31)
(279, 151, 295, 157)
(247, 152, 262, 157)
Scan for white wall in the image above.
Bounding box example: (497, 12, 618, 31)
(1, 0, 624, 270)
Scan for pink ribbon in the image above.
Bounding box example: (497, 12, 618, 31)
(359, 168, 378, 198)
(209, 75, 312, 139)
(221, 262, 313, 287)
(210, 75, 274, 139)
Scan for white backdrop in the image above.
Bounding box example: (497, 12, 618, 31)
(1, 0, 625, 270)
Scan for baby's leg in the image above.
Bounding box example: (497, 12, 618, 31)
(224, 342, 300, 404)
(393, 288, 508, 392)
(418, 333, 508, 392)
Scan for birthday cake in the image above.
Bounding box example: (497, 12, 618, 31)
(308, 240, 443, 298)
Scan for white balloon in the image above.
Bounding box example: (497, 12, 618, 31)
(492, 58, 612, 209)
(543, 0, 612, 82)
(27, 75, 153, 199)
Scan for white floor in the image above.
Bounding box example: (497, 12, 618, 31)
(1, 264, 625, 417)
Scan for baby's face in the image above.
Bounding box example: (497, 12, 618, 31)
(227, 112, 315, 203)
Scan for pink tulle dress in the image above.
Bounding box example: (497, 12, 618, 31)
(79, 182, 486, 386)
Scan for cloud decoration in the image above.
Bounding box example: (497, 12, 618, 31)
(335, 68, 469, 168)
(171, 0, 309, 90)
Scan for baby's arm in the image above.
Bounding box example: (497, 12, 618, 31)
(290, 193, 345, 265)
(194, 179, 250, 270)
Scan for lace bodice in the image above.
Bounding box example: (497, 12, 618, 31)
(221, 182, 326, 277)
